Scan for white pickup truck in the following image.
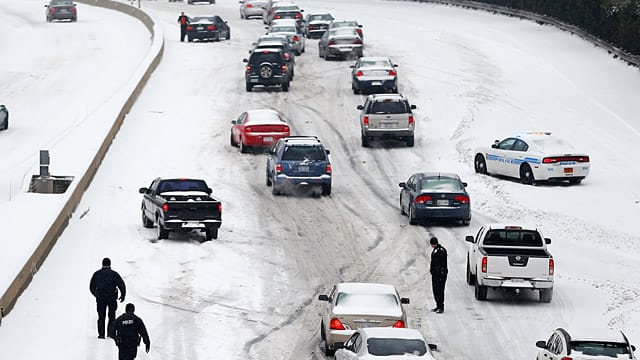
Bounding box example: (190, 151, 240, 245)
(466, 224, 554, 302)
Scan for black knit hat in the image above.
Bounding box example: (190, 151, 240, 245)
(429, 237, 438, 245)
(102, 258, 111, 267)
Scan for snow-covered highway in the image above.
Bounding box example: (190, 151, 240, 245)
(1, 0, 640, 359)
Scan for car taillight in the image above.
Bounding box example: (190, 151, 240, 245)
(245, 126, 253, 132)
(284, 53, 290, 61)
(414, 195, 432, 204)
(293, 35, 299, 42)
(186, 25, 193, 31)
(282, 126, 289, 132)
(329, 318, 345, 330)
(162, 203, 169, 213)
(275, 164, 282, 173)
(454, 195, 470, 204)
(245, 65, 251, 74)
(71, 6, 76, 12)
(353, 38, 362, 44)
(560, 357, 573, 360)
(356, 70, 364, 77)
(295, 13, 302, 19)
(328, 40, 336, 45)
(363, 116, 369, 126)
(218, 203, 222, 213)
(50, 7, 57, 13)
(281, 64, 287, 72)
(392, 320, 405, 328)
(274, 14, 281, 19)
(542, 156, 590, 163)
(309, 25, 316, 29)
(549, 259, 554, 276)
(246, 3, 253, 7)
(207, 24, 216, 31)
(326, 164, 332, 174)
(481, 256, 487, 273)
(408, 115, 414, 125)
(356, 28, 363, 36)
(389, 70, 396, 76)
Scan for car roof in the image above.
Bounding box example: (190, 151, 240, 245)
(272, 19, 298, 24)
(245, 109, 284, 124)
(360, 328, 426, 341)
(484, 223, 540, 231)
(359, 57, 391, 62)
(336, 282, 398, 294)
(415, 172, 461, 180)
(367, 93, 407, 101)
(563, 328, 629, 343)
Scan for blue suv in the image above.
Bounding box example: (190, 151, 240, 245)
(265, 136, 332, 196)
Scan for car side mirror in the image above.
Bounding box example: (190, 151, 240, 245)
(399, 182, 406, 188)
(206, 188, 212, 195)
(400, 297, 410, 304)
(242, 58, 248, 63)
(231, 120, 237, 124)
(300, 9, 304, 12)
(491, 144, 498, 149)
(535, 341, 547, 349)
(631, 345, 636, 351)
(45, 4, 48, 6)
(545, 238, 551, 244)
(264, 148, 274, 155)
(410, 105, 417, 110)
(393, 64, 398, 67)
(325, 149, 330, 155)
(265, 26, 269, 29)
(349, 65, 355, 68)
(318, 294, 329, 301)
(356, 105, 364, 110)
(462, 182, 468, 187)
(139, 187, 149, 194)
(334, 342, 345, 350)
(358, 24, 363, 27)
(428, 344, 438, 351)
(465, 235, 475, 243)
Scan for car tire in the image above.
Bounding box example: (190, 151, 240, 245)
(475, 281, 488, 301)
(466, 260, 476, 285)
(142, 209, 154, 228)
(324, 343, 334, 357)
(520, 163, 535, 185)
(318, 47, 324, 58)
(392, 87, 398, 93)
(352, 85, 359, 95)
(282, 81, 290, 92)
(157, 218, 169, 240)
(227, 30, 231, 40)
(188, 36, 193, 42)
(301, 46, 305, 53)
(272, 185, 281, 196)
(230, 132, 237, 147)
(408, 206, 417, 225)
(406, 135, 415, 147)
(361, 135, 369, 147)
(400, 201, 406, 215)
(215, 33, 220, 42)
(266, 172, 272, 186)
(322, 185, 331, 196)
(259, 63, 274, 79)
(540, 288, 553, 303)
(240, 12, 244, 19)
(245, 82, 252, 92)
(474, 154, 487, 174)
(72, 16, 77, 22)
(205, 228, 218, 241)
(569, 177, 583, 185)
(461, 218, 471, 226)
(320, 321, 326, 340)
(239, 138, 249, 153)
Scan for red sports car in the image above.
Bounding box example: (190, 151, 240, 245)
(230, 109, 290, 153)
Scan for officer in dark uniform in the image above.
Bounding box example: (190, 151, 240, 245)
(89, 257, 126, 338)
(177, 12, 190, 42)
(429, 237, 448, 313)
(113, 303, 151, 360)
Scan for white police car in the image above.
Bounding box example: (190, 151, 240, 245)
(473, 132, 590, 185)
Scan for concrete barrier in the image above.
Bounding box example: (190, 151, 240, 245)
(405, 0, 640, 68)
(0, 0, 164, 322)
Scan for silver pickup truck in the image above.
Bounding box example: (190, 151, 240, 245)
(466, 224, 554, 302)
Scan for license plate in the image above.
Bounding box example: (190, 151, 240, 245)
(198, 26, 204, 30)
(263, 136, 273, 142)
(563, 167, 573, 174)
(183, 222, 202, 228)
(382, 122, 396, 128)
(436, 199, 449, 206)
(356, 322, 378, 329)
(372, 81, 383, 86)
(298, 165, 309, 172)
(250, 78, 259, 83)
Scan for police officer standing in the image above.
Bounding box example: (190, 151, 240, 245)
(177, 12, 189, 42)
(89, 257, 126, 338)
(429, 237, 448, 313)
(113, 303, 151, 360)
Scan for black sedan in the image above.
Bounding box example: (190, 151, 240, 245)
(351, 57, 398, 94)
(187, 16, 230, 42)
(0, 105, 8, 131)
(45, 0, 77, 22)
(399, 173, 471, 225)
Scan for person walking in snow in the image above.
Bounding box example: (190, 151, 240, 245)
(429, 237, 447, 313)
(113, 303, 151, 360)
(89, 257, 126, 339)
(177, 11, 190, 42)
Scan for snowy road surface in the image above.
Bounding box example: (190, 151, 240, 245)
(1, 0, 640, 359)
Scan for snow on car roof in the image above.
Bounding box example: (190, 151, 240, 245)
(246, 109, 283, 124)
(336, 282, 398, 294)
(485, 223, 540, 231)
(360, 328, 426, 341)
(568, 328, 628, 343)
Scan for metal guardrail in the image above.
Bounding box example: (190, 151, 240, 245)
(0, 0, 164, 322)
(407, 0, 640, 68)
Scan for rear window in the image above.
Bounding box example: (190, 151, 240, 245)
(333, 21, 358, 27)
(570, 341, 630, 357)
(276, 5, 298, 11)
(483, 230, 543, 247)
(281, 146, 326, 161)
(250, 52, 283, 64)
(309, 14, 332, 21)
(367, 338, 427, 356)
(360, 59, 391, 68)
(335, 293, 398, 307)
(52, 0, 73, 5)
(158, 180, 208, 193)
(420, 178, 462, 191)
(370, 101, 409, 114)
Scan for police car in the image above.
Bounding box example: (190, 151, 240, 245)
(473, 132, 590, 185)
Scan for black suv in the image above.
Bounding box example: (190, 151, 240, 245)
(243, 48, 290, 92)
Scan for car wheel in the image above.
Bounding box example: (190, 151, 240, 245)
(400, 200, 406, 215)
(157, 218, 169, 240)
(569, 177, 582, 185)
(272, 185, 281, 196)
(408, 206, 417, 225)
(392, 87, 398, 93)
(240, 12, 244, 19)
(215, 33, 220, 42)
(245, 82, 252, 92)
(205, 228, 218, 241)
(474, 154, 487, 174)
(301, 46, 305, 53)
(361, 135, 369, 147)
(324, 343, 334, 357)
(239, 138, 249, 153)
(475, 280, 488, 301)
(141, 209, 154, 228)
(322, 185, 331, 196)
(71, 16, 77, 22)
(259, 64, 274, 79)
(406, 135, 415, 147)
(188, 36, 193, 42)
(318, 47, 324, 58)
(540, 288, 553, 303)
(466, 260, 476, 285)
(227, 30, 231, 40)
(282, 81, 290, 92)
(320, 321, 326, 340)
(230, 132, 237, 147)
(520, 163, 535, 185)
(352, 85, 359, 95)
(266, 172, 272, 186)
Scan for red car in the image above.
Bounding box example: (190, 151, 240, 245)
(230, 109, 290, 153)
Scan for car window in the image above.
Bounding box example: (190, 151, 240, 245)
(570, 341, 630, 357)
(52, 0, 73, 5)
(309, 14, 332, 21)
(359, 59, 391, 68)
(367, 338, 427, 356)
(333, 21, 358, 27)
(512, 139, 529, 152)
(281, 146, 326, 161)
(158, 180, 208, 193)
(344, 333, 358, 351)
(483, 230, 543, 247)
(370, 101, 409, 115)
(497, 138, 517, 150)
(354, 333, 363, 353)
(250, 52, 283, 64)
(334, 293, 398, 307)
(271, 26, 296, 33)
(419, 178, 463, 191)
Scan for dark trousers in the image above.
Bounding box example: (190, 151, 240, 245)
(96, 298, 117, 337)
(432, 276, 446, 310)
(180, 24, 187, 42)
(118, 345, 138, 360)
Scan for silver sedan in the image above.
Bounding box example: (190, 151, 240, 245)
(319, 28, 363, 60)
(239, 0, 267, 19)
(351, 57, 398, 94)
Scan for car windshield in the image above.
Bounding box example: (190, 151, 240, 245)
(158, 180, 209, 193)
(483, 230, 543, 247)
(370, 101, 409, 114)
(359, 59, 391, 68)
(420, 178, 462, 191)
(281, 146, 325, 161)
(333, 21, 358, 27)
(271, 26, 296, 33)
(335, 293, 398, 307)
(52, 0, 73, 5)
(310, 14, 332, 21)
(570, 341, 630, 357)
(367, 338, 427, 356)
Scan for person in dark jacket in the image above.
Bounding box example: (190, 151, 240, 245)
(113, 303, 151, 360)
(89, 257, 126, 338)
(429, 237, 447, 313)
(177, 12, 190, 42)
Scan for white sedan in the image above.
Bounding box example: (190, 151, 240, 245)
(335, 328, 437, 359)
(473, 132, 590, 185)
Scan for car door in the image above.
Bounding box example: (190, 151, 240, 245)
(539, 333, 561, 360)
(337, 332, 361, 360)
(232, 113, 247, 143)
(400, 175, 416, 213)
(488, 137, 517, 175)
(319, 31, 328, 52)
(504, 139, 529, 177)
